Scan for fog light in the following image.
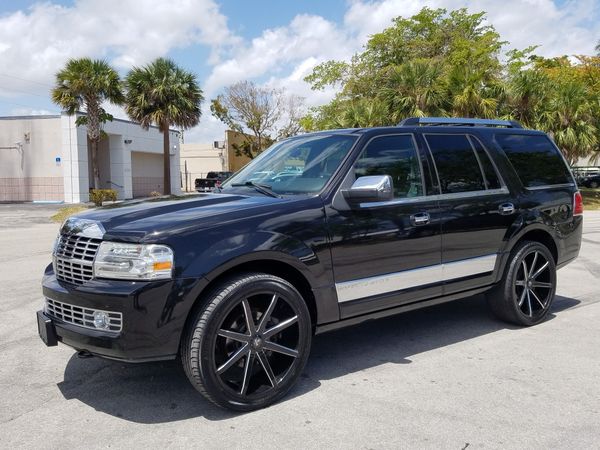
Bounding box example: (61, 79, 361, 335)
(93, 311, 110, 330)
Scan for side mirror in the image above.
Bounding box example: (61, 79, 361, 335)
(343, 175, 393, 205)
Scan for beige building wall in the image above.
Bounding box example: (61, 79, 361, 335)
(225, 130, 253, 172)
(0, 116, 63, 201)
(180, 143, 224, 191)
(0, 113, 181, 203)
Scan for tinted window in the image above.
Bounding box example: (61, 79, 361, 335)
(425, 134, 486, 194)
(354, 135, 423, 198)
(470, 136, 501, 189)
(495, 134, 572, 187)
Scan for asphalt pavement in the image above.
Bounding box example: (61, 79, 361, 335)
(0, 204, 599, 449)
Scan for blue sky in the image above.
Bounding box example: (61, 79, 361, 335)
(1, 0, 599, 142)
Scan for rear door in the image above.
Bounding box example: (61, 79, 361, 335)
(423, 132, 516, 294)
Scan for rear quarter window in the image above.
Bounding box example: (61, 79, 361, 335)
(495, 134, 573, 188)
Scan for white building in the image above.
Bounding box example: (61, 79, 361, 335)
(179, 141, 226, 191)
(0, 113, 181, 203)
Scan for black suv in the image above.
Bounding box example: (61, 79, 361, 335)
(38, 117, 583, 411)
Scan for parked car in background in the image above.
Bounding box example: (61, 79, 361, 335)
(581, 174, 600, 189)
(38, 117, 582, 412)
(195, 171, 233, 192)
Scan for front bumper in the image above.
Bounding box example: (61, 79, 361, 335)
(39, 268, 206, 362)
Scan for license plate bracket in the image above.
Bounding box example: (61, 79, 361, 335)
(37, 310, 58, 346)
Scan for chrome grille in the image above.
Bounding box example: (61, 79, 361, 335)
(54, 234, 101, 285)
(45, 298, 123, 332)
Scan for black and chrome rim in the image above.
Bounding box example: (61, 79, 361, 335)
(514, 250, 553, 317)
(213, 292, 301, 398)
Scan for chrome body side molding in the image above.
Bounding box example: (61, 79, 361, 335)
(335, 254, 497, 303)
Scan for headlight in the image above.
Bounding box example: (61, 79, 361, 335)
(93, 242, 174, 280)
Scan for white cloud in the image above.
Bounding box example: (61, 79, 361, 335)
(344, 0, 600, 57)
(0, 0, 238, 97)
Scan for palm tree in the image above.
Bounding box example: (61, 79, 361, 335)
(125, 58, 203, 195)
(51, 58, 123, 190)
(382, 60, 446, 120)
(506, 69, 549, 127)
(447, 63, 500, 118)
(537, 80, 598, 165)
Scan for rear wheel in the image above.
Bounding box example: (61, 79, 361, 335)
(181, 273, 312, 411)
(488, 241, 556, 326)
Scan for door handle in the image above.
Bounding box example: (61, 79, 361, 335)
(499, 203, 515, 215)
(411, 212, 430, 226)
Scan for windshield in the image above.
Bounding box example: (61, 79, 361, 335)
(222, 134, 358, 195)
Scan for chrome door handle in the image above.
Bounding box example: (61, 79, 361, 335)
(411, 212, 430, 225)
(499, 203, 515, 215)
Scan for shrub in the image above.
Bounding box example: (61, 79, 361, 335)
(89, 189, 118, 206)
(149, 191, 162, 197)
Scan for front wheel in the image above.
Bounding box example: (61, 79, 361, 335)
(488, 241, 557, 326)
(181, 273, 312, 411)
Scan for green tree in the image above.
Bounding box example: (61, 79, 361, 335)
(211, 81, 304, 159)
(537, 80, 598, 165)
(51, 58, 123, 190)
(303, 8, 505, 129)
(125, 58, 203, 195)
(381, 59, 446, 120)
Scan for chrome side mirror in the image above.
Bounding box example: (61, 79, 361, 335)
(343, 175, 393, 205)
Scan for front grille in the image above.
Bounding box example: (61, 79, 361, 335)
(45, 298, 123, 332)
(54, 234, 101, 285)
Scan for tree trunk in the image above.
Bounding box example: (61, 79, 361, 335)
(90, 138, 100, 190)
(163, 128, 171, 196)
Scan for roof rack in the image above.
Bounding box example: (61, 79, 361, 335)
(398, 117, 522, 128)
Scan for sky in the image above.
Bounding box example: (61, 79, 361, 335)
(0, 0, 599, 143)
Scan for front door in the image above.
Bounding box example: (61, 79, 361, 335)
(326, 133, 443, 319)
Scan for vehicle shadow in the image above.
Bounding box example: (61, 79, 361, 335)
(57, 294, 579, 423)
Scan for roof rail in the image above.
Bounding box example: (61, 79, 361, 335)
(398, 117, 523, 129)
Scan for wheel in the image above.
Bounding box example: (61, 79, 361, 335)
(181, 273, 312, 411)
(488, 241, 557, 326)
(590, 181, 599, 189)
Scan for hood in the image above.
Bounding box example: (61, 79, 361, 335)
(69, 193, 289, 242)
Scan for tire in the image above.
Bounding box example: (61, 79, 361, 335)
(181, 273, 312, 411)
(590, 181, 599, 189)
(488, 241, 557, 326)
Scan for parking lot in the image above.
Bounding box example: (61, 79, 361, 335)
(1, 204, 599, 449)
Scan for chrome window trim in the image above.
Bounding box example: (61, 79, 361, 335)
(358, 187, 509, 208)
(525, 183, 576, 191)
(336, 254, 497, 303)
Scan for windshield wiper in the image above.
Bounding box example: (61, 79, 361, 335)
(231, 181, 281, 198)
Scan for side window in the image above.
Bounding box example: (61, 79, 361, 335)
(469, 136, 501, 189)
(354, 134, 424, 198)
(495, 134, 573, 187)
(425, 134, 486, 194)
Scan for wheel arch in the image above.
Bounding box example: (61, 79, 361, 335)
(179, 252, 323, 353)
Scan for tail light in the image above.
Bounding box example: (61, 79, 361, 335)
(574, 191, 584, 216)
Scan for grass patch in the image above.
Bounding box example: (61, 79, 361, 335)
(50, 205, 90, 223)
(580, 188, 600, 211)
